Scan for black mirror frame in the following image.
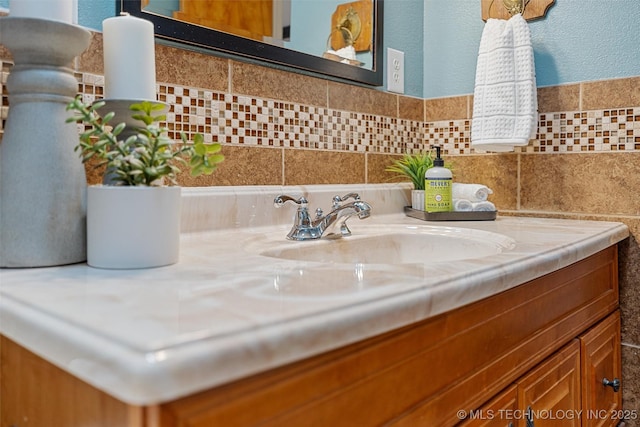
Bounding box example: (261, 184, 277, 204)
(118, 0, 383, 86)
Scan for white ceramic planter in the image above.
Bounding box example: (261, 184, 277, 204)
(87, 185, 181, 269)
(411, 189, 425, 211)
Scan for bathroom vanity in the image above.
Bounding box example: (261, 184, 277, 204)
(0, 185, 629, 426)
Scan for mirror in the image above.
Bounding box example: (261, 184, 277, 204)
(118, 0, 383, 86)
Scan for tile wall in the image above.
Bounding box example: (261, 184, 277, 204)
(1, 30, 639, 420)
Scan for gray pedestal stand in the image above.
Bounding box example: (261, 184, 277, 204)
(0, 17, 91, 267)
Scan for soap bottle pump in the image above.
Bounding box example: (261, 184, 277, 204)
(425, 146, 452, 212)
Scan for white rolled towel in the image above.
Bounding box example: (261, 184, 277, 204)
(453, 199, 473, 212)
(472, 201, 496, 211)
(452, 183, 493, 202)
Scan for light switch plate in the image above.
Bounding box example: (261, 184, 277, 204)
(387, 48, 405, 94)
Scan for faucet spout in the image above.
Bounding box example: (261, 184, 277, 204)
(274, 193, 372, 241)
(315, 200, 372, 238)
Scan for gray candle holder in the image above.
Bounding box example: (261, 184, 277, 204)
(0, 17, 91, 267)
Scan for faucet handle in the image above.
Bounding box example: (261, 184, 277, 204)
(332, 193, 360, 209)
(274, 195, 308, 208)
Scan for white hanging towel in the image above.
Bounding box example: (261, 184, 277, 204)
(471, 13, 537, 152)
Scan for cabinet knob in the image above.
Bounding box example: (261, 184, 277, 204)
(602, 377, 621, 392)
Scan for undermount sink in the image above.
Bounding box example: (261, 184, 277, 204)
(258, 225, 516, 265)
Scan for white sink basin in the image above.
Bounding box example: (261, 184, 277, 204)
(258, 225, 516, 265)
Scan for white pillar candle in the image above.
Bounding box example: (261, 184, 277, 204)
(9, 0, 75, 24)
(102, 14, 157, 101)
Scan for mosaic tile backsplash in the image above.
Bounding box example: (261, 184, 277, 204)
(2, 63, 640, 156)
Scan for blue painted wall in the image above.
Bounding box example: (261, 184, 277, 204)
(0, 0, 113, 29)
(3, 1, 637, 99)
(0, 0, 423, 95)
(384, 0, 424, 97)
(77, 0, 114, 30)
(424, 0, 640, 99)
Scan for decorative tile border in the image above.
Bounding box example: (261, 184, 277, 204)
(424, 108, 640, 155)
(155, 84, 425, 154)
(1, 63, 640, 156)
(534, 110, 640, 152)
(427, 120, 472, 155)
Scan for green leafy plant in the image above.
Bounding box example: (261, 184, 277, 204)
(385, 152, 434, 191)
(66, 97, 224, 186)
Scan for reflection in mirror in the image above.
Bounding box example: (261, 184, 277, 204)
(120, 0, 383, 85)
(143, 0, 292, 43)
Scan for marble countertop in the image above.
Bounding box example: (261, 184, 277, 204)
(0, 184, 629, 406)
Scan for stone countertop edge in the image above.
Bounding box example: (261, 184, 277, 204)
(0, 184, 630, 406)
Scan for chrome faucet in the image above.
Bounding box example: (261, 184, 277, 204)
(274, 193, 372, 240)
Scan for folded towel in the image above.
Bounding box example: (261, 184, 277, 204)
(472, 201, 497, 212)
(471, 13, 537, 152)
(452, 183, 493, 202)
(453, 199, 473, 212)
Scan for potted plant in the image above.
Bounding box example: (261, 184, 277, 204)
(66, 97, 224, 269)
(385, 151, 434, 210)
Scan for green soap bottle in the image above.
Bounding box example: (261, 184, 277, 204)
(425, 146, 452, 212)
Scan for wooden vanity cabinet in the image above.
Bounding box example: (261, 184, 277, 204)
(460, 312, 623, 427)
(0, 246, 622, 427)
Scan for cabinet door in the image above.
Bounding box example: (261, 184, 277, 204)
(459, 384, 517, 427)
(580, 311, 622, 427)
(516, 340, 581, 427)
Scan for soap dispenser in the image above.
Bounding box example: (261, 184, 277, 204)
(425, 146, 452, 212)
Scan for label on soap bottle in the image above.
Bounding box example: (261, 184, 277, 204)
(425, 177, 452, 212)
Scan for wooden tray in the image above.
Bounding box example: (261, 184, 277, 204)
(404, 206, 497, 221)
